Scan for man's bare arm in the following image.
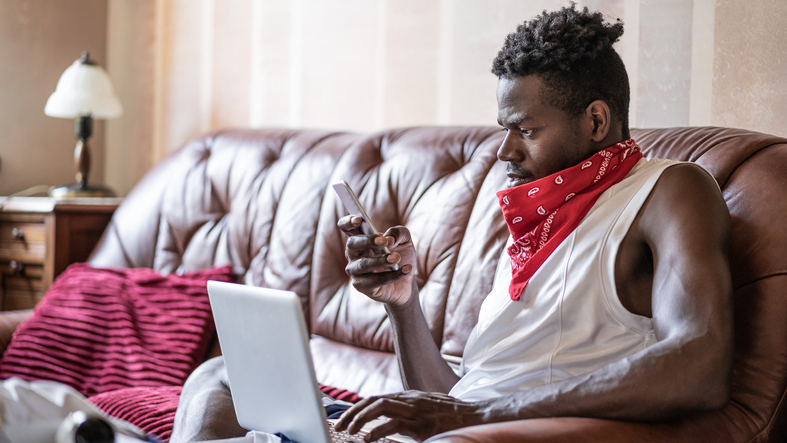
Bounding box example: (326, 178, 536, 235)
(336, 164, 733, 441)
(339, 217, 460, 393)
(477, 164, 733, 421)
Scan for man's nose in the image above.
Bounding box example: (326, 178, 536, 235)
(497, 132, 524, 162)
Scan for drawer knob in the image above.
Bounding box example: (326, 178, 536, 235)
(11, 228, 25, 241)
(8, 260, 25, 276)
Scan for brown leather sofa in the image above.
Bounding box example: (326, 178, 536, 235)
(0, 126, 785, 442)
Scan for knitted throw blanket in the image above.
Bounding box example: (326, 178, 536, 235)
(0, 264, 235, 396)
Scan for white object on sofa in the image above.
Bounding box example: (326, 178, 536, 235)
(0, 378, 145, 443)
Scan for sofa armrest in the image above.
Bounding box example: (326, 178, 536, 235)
(0, 309, 33, 355)
(428, 416, 717, 443)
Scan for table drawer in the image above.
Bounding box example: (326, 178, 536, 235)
(0, 221, 47, 261)
(2, 289, 44, 311)
(1, 262, 44, 310)
(0, 197, 120, 311)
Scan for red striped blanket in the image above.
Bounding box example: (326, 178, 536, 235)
(0, 263, 362, 441)
(0, 263, 235, 395)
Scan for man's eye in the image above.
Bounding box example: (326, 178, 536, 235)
(500, 127, 509, 132)
(520, 129, 533, 136)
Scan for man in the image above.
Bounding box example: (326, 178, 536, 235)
(172, 5, 732, 442)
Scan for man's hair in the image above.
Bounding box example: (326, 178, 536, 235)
(492, 4, 630, 138)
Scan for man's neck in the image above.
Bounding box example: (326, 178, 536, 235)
(595, 125, 627, 152)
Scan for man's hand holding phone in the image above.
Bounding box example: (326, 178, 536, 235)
(334, 181, 417, 308)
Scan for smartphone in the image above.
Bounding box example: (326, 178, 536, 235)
(332, 180, 398, 271)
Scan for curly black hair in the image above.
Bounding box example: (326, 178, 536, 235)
(492, 4, 630, 138)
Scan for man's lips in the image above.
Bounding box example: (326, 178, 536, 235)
(506, 166, 534, 188)
(507, 176, 532, 188)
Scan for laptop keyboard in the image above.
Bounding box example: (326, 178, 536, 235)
(327, 420, 398, 443)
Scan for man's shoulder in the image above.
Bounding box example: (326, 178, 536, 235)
(637, 159, 730, 242)
(617, 158, 719, 211)
(638, 158, 714, 183)
(650, 160, 720, 200)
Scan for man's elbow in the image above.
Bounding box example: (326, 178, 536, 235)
(645, 330, 732, 420)
(650, 369, 729, 420)
(691, 369, 730, 411)
(670, 338, 732, 414)
(695, 330, 733, 411)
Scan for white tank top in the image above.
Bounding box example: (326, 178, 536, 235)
(449, 158, 678, 401)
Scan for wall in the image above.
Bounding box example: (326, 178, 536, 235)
(91, 0, 787, 195)
(712, 0, 787, 136)
(0, 0, 108, 196)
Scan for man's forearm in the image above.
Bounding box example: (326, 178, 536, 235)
(386, 279, 460, 393)
(475, 334, 730, 424)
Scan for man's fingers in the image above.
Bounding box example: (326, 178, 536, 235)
(346, 253, 401, 273)
(384, 226, 413, 248)
(350, 268, 410, 294)
(337, 391, 477, 442)
(334, 397, 378, 432)
(345, 235, 392, 264)
(338, 215, 364, 235)
(346, 234, 390, 253)
(347, 398, 416, 435)
(364, 418, 405, 443)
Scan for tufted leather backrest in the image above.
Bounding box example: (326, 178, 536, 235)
(90, 126, 787, 442)
(91, 129, 354, 319)
(311, 127, 509, 357)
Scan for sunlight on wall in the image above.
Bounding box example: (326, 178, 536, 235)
(105, 0, 787, 196)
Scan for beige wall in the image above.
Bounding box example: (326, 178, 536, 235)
(712, 0, 787, 136)
(104, 0, 787, 196)
(0, 0, 108, 196)
(2, 1, 783, 196)
(104, 0, 156, 200)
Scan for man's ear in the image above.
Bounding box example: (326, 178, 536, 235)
(585, 100, 611, 143)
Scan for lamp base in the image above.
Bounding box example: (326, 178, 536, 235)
(49, 183, 115, 200)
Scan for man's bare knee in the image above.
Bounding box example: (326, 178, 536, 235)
(184, 356, 229, 389)
(170, 357, 247, 443)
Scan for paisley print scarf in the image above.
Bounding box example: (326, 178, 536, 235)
(496, 139, 643, 301)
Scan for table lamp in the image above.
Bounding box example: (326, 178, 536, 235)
(45, 52, 122, 199)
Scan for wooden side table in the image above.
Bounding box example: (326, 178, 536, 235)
(0, 197, 121, 311)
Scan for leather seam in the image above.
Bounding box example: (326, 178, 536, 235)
(745, 383, 787, 443)
(698, 139, 786, 190)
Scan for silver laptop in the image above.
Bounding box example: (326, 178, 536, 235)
(207, 281, 413, 443)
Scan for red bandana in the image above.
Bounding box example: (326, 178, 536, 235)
(496, 139, 643, 301)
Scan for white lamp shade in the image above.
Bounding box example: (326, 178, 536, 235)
(45, 59, 122, 119)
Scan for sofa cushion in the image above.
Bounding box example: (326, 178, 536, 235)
(0, 264, 235, 397)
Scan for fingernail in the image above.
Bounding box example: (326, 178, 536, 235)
(386, 254, 397, 263)
(401, 264, 413, 274)
(374, 236, 387, 246)
(387, 236, 395, 247)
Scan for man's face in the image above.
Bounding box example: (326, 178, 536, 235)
(496, 75, 594, 188)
